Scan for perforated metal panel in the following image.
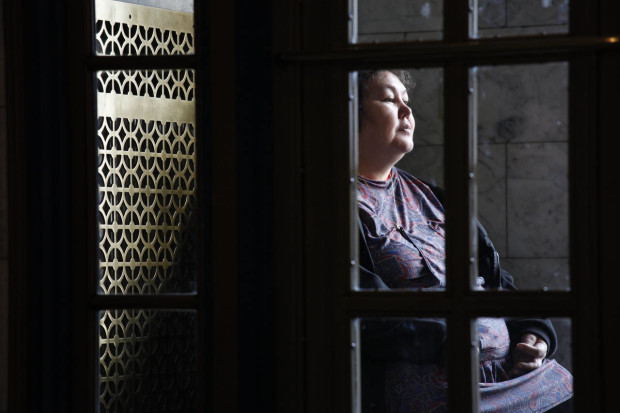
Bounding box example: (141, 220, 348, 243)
(95, 0, 194, 56)
(96, 86, 196, 295)
(98, 310, 197, 412)
(95, 1, 197, 411)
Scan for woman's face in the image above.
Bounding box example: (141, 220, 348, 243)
(359, 71, 415, 162)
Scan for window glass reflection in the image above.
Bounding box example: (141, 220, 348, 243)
(356, 0, 443, 43)
(475, 62, 569, 291)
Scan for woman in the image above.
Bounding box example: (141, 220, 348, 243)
(357, 70, 573, 412)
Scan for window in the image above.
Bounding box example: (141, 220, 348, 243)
(3, 0, 225, 410)
(91, 1, 206, 411)
(273, 0, 620, 411)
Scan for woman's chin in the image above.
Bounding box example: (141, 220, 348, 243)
(397, 137, 415, 153)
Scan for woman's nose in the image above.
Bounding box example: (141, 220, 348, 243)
(398, 102, 412, 118)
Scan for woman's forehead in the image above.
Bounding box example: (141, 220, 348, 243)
(369, 72, 408, 94)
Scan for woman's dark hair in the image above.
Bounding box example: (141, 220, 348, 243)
(357, 69, 415, 105)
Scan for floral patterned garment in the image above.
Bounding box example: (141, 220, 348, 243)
(358, 168, 573, 412)
(358, 168, 445, 289)
(384, 358, 573, 413)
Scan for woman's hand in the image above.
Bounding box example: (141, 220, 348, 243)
(509, 333, 548, 378)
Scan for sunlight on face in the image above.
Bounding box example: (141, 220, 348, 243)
(358, 71, 415, 179)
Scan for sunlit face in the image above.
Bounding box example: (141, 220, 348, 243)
(359, 71, 415, 164)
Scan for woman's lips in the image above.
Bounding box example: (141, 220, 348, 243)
(398, 122, 412, 132)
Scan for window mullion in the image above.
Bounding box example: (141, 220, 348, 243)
(444, 61, 477, 412)
(570, 52, 602, 412)
(444, 0, 472, 42)
(598, 50, 620, 413)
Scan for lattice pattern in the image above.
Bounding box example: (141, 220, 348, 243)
(99, 310, 197, 412)
(95, 18, 194, 56)
(95, 1, 198, 409)
(98, 70, 195, 101)
(97, 116, 196, 295)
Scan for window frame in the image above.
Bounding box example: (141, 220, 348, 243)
(68, 1, 221, 412)
(273, 0, 620, 411)
(6, 0, 242, 411)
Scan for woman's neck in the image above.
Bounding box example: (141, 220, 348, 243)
(358, 150, 403, 181)
(358, 165, 393, 181)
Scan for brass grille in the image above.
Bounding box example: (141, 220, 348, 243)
(98, 70, 195, 101)
(95, 0, 194, 56)
(95, 1, 197, 411)
(96, 107, 196, 295)
(98, 310, 197, 412)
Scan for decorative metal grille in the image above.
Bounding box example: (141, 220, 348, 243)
(96, 108, 196, 295)
(95, 0, 194, 56)
(98, 70, 195, 101)
(95, 1, 197, 410)
(99, 310, 197, 412)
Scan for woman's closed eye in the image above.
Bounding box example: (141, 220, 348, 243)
(382, 97, 412, 109)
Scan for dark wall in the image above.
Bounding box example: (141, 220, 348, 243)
(5, 0, 74, 411)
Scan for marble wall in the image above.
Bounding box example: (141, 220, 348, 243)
(357, 0, 443, 42)
(478, 0, 569, 37)
(357, 0, 569, 43)
(477, 62, 569, 291)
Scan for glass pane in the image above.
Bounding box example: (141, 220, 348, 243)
(98, 309, 197, 412)
(353, 68, 445, 291)
(96, 69, 197, 294)
(354, 318, 448, 411)
(95, 0, 194, 56)
(474, 62, 569, 291)
(475, 317, 573, 412)
(355, 0, 443, 43)
(395, 68, 444, 187)
(474, 0, 569, 39)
